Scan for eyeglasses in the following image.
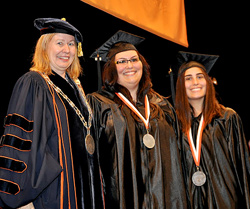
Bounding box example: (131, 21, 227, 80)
(115, 57, 140, 66)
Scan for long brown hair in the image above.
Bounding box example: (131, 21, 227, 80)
(175, 62, 223, 133)
(102, 50, 164, 120)
(30, 33, 82, 80)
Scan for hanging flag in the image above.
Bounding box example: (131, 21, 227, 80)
(81, 0, 188, 47)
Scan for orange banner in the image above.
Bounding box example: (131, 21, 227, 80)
(81, 0, 188, 47)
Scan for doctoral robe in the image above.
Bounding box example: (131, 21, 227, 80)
(0, 71, 104, 209)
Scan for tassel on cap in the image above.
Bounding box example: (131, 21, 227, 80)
(34, 18, 84, 57)
(78, 42, 83, 57)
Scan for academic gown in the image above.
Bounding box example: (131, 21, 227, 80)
(182, 108, 250, 209)
(87, 89, 187, 209)
(0, 71, 104, 209)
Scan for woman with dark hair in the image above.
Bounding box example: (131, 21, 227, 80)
(87, 31, 187, 209)
(175, 51, 250, 209)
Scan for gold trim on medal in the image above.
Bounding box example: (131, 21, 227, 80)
(143, 133, 155, 149)
(85, 134, 95, 155)
(192, 171, 206, 186)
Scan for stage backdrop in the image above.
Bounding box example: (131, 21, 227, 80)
(80, 0, 188, 47)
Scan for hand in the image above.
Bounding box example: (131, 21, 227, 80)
(18, 202, 35, 209)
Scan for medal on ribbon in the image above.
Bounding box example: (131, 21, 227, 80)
(186, 114, 206, 186)
(115, 92, 155, 149)
(42, 73, 95, 155)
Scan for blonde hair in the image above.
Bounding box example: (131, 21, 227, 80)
(30, 33, 82, 80)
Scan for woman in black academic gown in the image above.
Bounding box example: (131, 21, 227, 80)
(87, 30, 187, 209)
(174, 51, 250, 209)
(0, 18, 104, 209)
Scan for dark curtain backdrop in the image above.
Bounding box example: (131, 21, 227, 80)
(1, 0, 249, 142)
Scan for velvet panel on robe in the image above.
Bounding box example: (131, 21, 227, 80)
(87, 89, 187, 209)
(47, 72, 104, 209)
(181, 108, 250, 209)
(0, 71, 104, 209)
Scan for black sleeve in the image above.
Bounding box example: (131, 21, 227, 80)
(0, 73, 62, 208)
(227, 111, 250, 208)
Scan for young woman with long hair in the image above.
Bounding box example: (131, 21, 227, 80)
(175, 51, 250, 209)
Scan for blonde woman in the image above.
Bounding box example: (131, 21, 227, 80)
(0, 18, 104, 209)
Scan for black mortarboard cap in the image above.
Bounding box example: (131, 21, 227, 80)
(168, 51, 219, 105)
(90, 30, 145, 62)
(176, 51, 219, 74)
(34, 17, 83, 57)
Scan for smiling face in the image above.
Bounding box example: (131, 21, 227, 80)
(47, 33, 76, 77)
(184, 67, 207, 103)
(115, 50, 143, 92)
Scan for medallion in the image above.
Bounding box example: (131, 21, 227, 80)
(192, 170, 206, 186)
(42, 73, 94, 156)
(143, 133, 155, 149)
(115, 92, 156, 149)
(186, 115, 206, 186)
(85, 134, 95, 155)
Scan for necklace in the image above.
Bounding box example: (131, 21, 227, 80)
(115, 92, 155, 149)
(186, 114, 206, 186)
(42, 73, 95, 155)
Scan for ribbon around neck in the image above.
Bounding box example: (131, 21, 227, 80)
(186, 114, 205, 167)
(115, 92, 150, 129)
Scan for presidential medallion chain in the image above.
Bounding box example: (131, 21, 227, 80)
(42, 73, 93, 135)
